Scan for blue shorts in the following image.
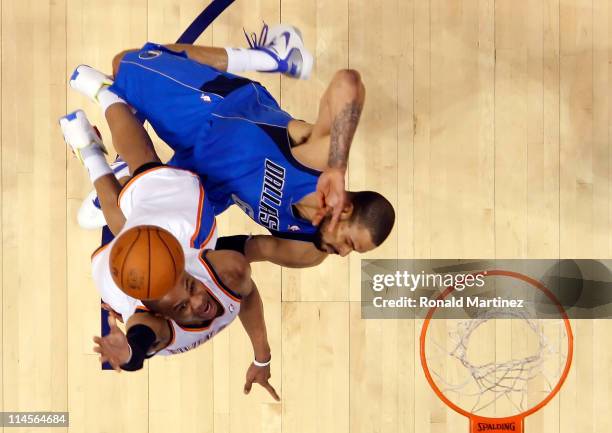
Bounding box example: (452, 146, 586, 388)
(109, 43, 289, 166)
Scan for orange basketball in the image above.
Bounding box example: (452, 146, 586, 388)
(109, 225, 185, 300)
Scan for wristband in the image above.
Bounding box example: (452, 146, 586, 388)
(215, 234, 251, 255)
(124, 343, 133, 364)
(121, 324, 156, 371)
(253, 356, 271, 367)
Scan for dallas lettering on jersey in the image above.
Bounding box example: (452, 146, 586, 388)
(259, 159, 286, 230)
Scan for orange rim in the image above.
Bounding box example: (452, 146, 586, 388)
(419, 269, 574, 422)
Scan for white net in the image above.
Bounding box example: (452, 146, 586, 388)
(422, 277, 571, 418)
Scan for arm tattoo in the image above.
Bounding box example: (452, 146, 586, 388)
(329, 101, 362, 169)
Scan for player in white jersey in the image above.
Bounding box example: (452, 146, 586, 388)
(60, 97, 279, 399)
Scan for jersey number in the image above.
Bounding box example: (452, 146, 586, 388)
(231, 194, 255, 219)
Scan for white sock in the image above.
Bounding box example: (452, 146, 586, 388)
(224, 47, 278, 73)
(97, 86, 127, 114)
(81, 145, 112, 183)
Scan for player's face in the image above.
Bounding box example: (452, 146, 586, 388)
(156, 272, 220, 326)
(314, 216, 376, 257)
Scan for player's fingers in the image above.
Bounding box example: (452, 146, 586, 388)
(262, 382, 281, 401)
(102, 305, 120, 320)
(316, 190, 325, 209)
(93, 336, 102, 344)
(95, 349, 110, 362)
(326, 189, 339, 206)
(311, 207, 327, 226)
(327, 207, 342, 233)
(108, 314, 118, 330)
(93, 346, 102, 354)
(244, 378, 254, 395)
(339, 192, 348, 209)
(327, 218, 337, 233)
(109, 358, 122, 372)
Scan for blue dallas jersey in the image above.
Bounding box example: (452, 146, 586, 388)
(110, 42, 321, 241)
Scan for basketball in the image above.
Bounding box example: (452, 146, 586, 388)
(109, 225, 185, 300)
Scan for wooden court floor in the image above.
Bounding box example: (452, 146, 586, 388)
(2, 0, 612, 432)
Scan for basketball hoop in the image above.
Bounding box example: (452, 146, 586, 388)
(420, 270, 574, 433)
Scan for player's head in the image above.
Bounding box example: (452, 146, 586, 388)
(313, 190, 395, 256)
(142, 271, 220, 326)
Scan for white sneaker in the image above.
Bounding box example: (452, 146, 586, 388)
(245, 23, 314, 79)
(77, 189, 108, 229)
(77, 157, 130, 230)
(69, 65, 113, 101)
(59, 109, 107, 163)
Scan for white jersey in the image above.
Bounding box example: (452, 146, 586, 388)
(117, 166, 217, 247)
(91, 166, 240, 355)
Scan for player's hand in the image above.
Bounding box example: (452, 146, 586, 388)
(93, 315, 131, 372)
(244, 362, 280, 401)
(312, 167, 347, 232)
(101, 303, 124, 322)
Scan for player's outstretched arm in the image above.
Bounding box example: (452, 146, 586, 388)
(205, 250, 279, 400)
(309, 70, 366, 230)
(242, 235, 327, 268)
(105, 103, 161, 175)
(310, 69, 366, 168)
(93, 312, 171, 372)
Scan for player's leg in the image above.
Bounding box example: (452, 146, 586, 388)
(104, 102, 161, 174)
(225, 24, 313, 79)
(77, 158, 129, 230)
(71, 53, 212, 158)
(67, 65, 161, 174)
(74, 24, 312, 153)
(112, 24, 313, 80)
(112, 46, 228, 77)
(61, 103, 162, 232)
(59, 110, 126, 234)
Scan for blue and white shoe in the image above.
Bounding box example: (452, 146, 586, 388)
(69, 64, 113, 101)
(245, 23, 314, 79)
(77, 156, 130, 229)
(59, 109, 107, 163)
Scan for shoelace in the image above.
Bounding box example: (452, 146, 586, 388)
(244, 22, 269, 48)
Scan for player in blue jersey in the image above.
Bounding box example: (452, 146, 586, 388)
(70, 24, 395, 268)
